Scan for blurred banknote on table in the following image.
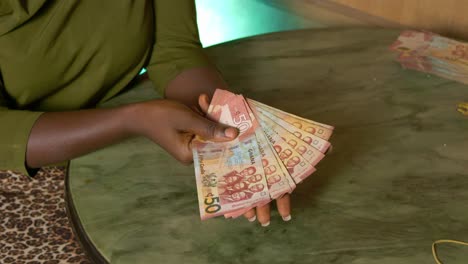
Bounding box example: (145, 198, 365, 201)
(390, 30, 468, 85)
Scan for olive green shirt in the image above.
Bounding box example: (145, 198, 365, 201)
(0, 0, 212, 175)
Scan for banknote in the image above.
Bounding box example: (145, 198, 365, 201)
(389, 30, 433, 53)
(193, 139, 270, 220)
(254, 129, 296, 197)
(249, 99, 334, 139)
(223, 129, 296, 218)
(243, 96, 296, 197)
(224, 199, 272, 219)
(194, 90, 271, 219)
(255, 106, 331, 153)
(257, 111, 325, 167)
(193, 89, 334, 220)
(221, 131, 278, 218)
(390, 30, 468, 85)
(399, 52, 468, 75)
(223, 96, 296, 218)
(223, 131, 296, 218)
(207, 89, 257, 140)
(395, 31, 468, 63)
(258, 119, 317, 183)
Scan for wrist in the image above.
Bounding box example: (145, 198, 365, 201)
(118, 103, 150, 137)
(120, 100, 170, 138)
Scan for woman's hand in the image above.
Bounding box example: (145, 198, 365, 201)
(129, 95, 238, 164)
(197, 94, 292, 226)
(163, 63, 293, 225)
(242, 195, 292, 227)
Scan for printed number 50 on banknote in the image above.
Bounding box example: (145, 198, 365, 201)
(193, 139, 269, 219)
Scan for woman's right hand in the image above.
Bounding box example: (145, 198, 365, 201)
(26, 95, 237, 170)
(128, 94, 238, 164)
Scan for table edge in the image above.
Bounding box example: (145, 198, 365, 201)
(65, 167, 109, 264)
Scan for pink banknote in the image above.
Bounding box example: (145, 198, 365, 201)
(193, 89, 270, 219)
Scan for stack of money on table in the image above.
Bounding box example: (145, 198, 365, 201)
(390, 30, 468, 84)
(192, 89, 334, 220)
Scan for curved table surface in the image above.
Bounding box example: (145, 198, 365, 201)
(68, 28, 468, 264)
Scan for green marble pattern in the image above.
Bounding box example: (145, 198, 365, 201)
(69, 28, 468, 264)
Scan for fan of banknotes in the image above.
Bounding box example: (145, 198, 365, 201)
(192, 89, 334, 220)
(390, 30, 468, 85)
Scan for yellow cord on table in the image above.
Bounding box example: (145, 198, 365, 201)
(457, 102, 468, 116)
(432, 239, 468, 264)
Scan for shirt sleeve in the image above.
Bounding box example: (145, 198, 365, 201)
(146, 0, 214, 96)
(0, 80, 43, 176)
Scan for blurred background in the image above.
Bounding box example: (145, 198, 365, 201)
(196, 0, 320, 47)
(140, 0, 468, 74)
(196, 0, 468, 47)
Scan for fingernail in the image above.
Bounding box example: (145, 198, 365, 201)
(261, 221, 270, 227)
(224, 127, 238, 138)
(247, 215, 256, 222)
(282, 215, 292, 222)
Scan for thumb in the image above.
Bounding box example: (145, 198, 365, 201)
(189, 116, 239, 142)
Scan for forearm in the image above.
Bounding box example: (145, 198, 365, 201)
(165, 66, 229, 109)
(26, 66, 229, 168)
(26, 105, 137, 168)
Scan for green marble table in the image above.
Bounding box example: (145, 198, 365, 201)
(67, 28, 468, 264)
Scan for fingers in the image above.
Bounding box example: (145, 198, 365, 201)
(187, 115, 239, 142)
(276, 194, 292, 221)
(176, 132, 196, 165)
(242, 195, 292, 226)
(194, 94, 239, 141)
(198, 94, 211, 114)
(157, 131, 195, 165)
(256, 203, 271, 227)
(243, 209, 256, 222)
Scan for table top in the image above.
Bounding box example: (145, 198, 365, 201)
(68, 28, 468, 264)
